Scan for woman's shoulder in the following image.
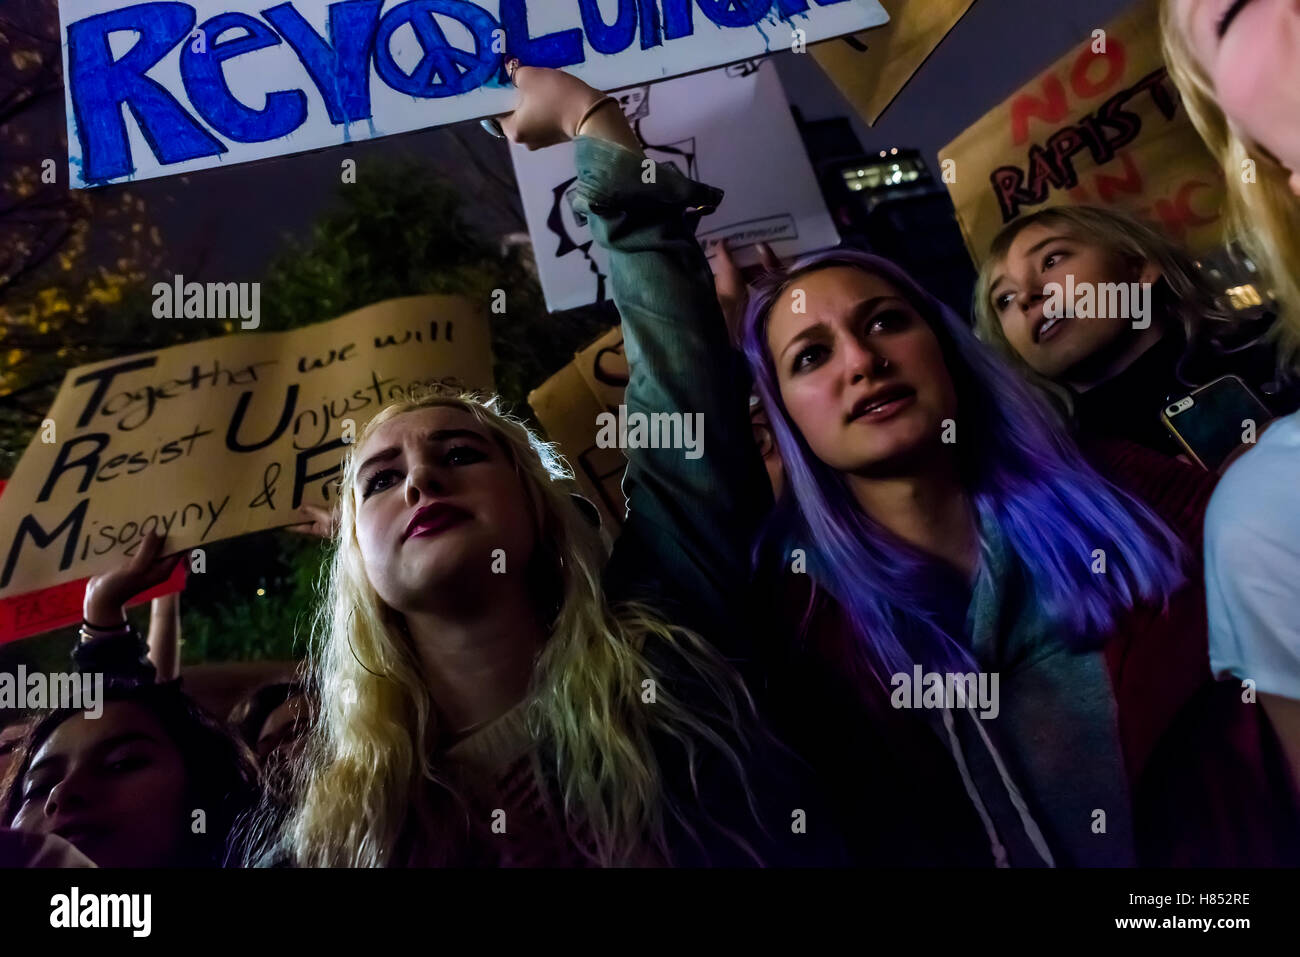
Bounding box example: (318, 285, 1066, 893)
(1203, 412, 1300, 677)
(1206, 410, 1300, 538)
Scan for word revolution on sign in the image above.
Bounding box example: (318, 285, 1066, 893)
(61, 0, 874, 186)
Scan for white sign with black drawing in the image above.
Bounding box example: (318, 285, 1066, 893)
(510, 59, 841, 313)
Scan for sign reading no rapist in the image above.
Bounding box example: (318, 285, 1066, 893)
(940, 0, 1224, 259)
(0, 296, 493, 598)
(59, 0, 889, 188)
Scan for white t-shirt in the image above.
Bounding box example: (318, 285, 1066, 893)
(1205, 410, 1300, 698)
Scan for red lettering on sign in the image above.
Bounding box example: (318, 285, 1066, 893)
(1012, 40, 1131, 146)
(1071, 39, 1126, 99)
(1094, 149, 1144, 203)
(1148, 180, 1221, 239)
(1011, 76, 1069, 146)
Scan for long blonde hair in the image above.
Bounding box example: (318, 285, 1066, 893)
(258, 392, 760, 867)
(972, 204, 1236, 414)
(1160, 0, 1300, 363)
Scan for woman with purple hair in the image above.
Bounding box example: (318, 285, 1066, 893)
(734, 248, 1194, 866)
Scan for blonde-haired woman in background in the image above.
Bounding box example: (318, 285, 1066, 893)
(243, 65, 839, 868)
(973, 204, 1294, 459)
(1163, 0, 1300, 799)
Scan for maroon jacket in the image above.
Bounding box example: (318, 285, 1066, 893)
(755, 436, 1298, 867)
(1086, 437, 1300, 865)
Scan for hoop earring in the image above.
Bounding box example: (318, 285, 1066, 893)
(341, 607, 388, 679)
(347, 634, 386, 679)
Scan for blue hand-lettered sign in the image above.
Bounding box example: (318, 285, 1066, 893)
(57, 0, 889, 188)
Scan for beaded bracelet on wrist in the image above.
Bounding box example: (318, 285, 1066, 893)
(78, 620, 133, 643)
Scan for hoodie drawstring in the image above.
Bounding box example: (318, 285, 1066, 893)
(939, 706, 1009, 867)
(965, 709, 1056, 867)
(939, 706, 1056, 867)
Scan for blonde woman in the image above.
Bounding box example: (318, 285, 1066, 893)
(242, 66, 839, 867)
(1162, 0, 1300, 360)
(973, 204, 1294, 459)
(1163, 0, 1300, 797)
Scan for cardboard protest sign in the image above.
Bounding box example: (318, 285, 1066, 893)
(940, 0, 1225, 261)
(0, 479, 190, 645)
(0, 296, 492, 598)
(59, 0, 889, 189)
(528, 326, 629, 529)
(811, 0, 974, 125)
(510, 59, 840, 312)
(0, 565, 187, 646)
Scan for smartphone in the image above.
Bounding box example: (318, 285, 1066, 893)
(1161, 375, 1274, 471)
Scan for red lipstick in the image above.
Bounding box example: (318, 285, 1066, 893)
(403, 502, 471, 541)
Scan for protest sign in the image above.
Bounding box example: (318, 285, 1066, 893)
(0, 296, 492, 598)
(0, 565, 187, 646)
(811, 0, 974, 125)
(0, 479, 190, 645)
(940, 0, 1225, 261)
(59, 0, 889, 189)
(529, 326, 629, 529)
(510, 59, 840, 312)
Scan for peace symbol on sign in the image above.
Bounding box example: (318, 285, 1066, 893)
(373, 0, 500, 99)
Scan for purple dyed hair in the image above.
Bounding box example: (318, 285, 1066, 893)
(740, 249, 1187, 679)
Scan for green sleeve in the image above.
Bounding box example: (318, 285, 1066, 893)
(569, 136, 773, 653)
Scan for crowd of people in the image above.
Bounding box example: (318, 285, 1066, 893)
(1, 0, 1298, 868)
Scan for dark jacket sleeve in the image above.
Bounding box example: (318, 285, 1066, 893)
(568, 136, 773, 655)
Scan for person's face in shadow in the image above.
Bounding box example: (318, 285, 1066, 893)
(11, 702, 188, 867)
(0, 721, 32, 790)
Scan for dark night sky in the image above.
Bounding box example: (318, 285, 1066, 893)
(27, 0, 1135, 287)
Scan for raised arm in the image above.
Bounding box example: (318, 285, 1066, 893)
(575, 138, 773, 643)
(75, 531, 182, 684)
(146, 593, 182, 683)
(500, 66, 773, 650)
